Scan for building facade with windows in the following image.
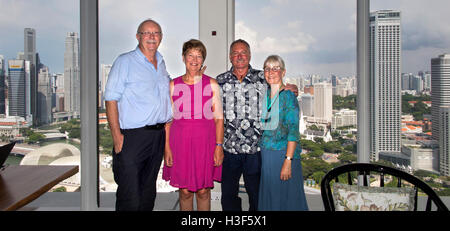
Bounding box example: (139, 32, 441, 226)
(431, 54, 450, 142)
(369, 10, 402, 161)
(64, 32, 80, 118)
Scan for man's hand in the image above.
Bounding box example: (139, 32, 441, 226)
(113, 133, 124, 154)
(285, 83, 299, 97)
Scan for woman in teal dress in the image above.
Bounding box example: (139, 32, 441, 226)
(258, 55, 308, 211)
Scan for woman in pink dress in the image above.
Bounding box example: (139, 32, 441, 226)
(163, 39, 224, 211)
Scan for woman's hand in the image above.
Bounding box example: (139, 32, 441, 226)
(214, 146, 224, 167)
(280, 159, 292, 181)
(164, 147, 173, 167)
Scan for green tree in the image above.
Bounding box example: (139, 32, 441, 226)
(302, 158, 332, 179)
(338, 152, 357, 164)
(27, 132, 45, 143)
(312, 171, 326, 185)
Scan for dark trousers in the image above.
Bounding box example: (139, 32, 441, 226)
(221, 150, 261, 211)
(112, 126, 165, 211)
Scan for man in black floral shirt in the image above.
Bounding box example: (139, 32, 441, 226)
(217, 39, 297, 211)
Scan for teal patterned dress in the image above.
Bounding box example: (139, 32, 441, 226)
(258, 89, 308, 211)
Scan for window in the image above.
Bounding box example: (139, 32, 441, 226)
(0, 0, 81, 194)
(98, 0, 199, 194)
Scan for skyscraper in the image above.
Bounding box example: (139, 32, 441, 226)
(431, 54, 450, 142)
(300, 93, 314, 117)
(100, 64, 112, 110)
(439, 106, 450, 176)
(24, 28, 38, 125)
(8, 59, 31, 119)
(0, 55, 6, 114)
(313, 82, 332, 122)
(369, 10, 402, 161)
(64, 32, 80, 118)
(37, 65, 52, 124)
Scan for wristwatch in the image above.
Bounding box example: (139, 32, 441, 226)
(285, 156, 293, 160)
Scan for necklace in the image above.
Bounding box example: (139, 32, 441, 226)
(266, 88, 285, 113)
(263, 88, 284, 123)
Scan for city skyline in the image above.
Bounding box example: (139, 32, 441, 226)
(0, 0, 450, 79)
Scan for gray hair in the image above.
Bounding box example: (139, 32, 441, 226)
(137, 19, 162, 34)
(263, 55, 286, 70)
(229, 39, 251, 56)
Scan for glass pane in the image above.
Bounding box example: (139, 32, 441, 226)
(236, 0, 357, 195)
(0, 0, 80, 193)
(98, 0, 199, 193)
(370, 0, 450, 177)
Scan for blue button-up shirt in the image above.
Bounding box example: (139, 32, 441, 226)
(104, 46, 172, 129)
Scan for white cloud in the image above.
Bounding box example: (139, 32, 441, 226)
(260, 5, 280, 18)
(236, 21, 315, 54)
(287, 20, 302, 29)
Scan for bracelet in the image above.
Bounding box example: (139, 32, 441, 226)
(215, 143, 223, 147)
(285, 156, 293, 160)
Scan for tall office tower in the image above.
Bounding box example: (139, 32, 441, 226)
(300, 93, 314, 117)
(401, 73, 410, 90)
(8, 60, 31, 119)
(369, 10, 402, 161)
(431, 54, 450, 142)
(64, 32, 80, 118)
(100, 64, 112, 109)
(411, 75, 423, 94)
(24, 28, 38, 125)
(54, 73, 65, 112)
(313, 82, 332, 122)
(423, 72, 431, 91)
(331, 74, 338, 95)
(37, 65, 52, 125)
(331, 75, 337, 87)
(0, 55, 5, 114)
(439, 106, 450, 176)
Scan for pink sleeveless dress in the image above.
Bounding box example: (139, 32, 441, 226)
(162, 74, 222, 192)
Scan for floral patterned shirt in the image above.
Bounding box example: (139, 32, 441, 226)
(259, 90, 302, 159)
(216, 65, 267, 154)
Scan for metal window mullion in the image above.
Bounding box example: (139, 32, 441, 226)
(80, 0, 99, 211)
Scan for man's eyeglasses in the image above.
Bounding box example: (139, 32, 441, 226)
(138, 31, 162, 37)
(264, 66, 282, 72)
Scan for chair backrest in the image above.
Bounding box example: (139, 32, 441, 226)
(320, 163, 448, 211)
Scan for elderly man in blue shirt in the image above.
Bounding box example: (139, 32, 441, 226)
(104, 19, 172, 211)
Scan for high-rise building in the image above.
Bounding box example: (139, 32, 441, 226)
(53, 73, 65, 112)
(8, 59, 31, 119)
(439, 106, 450, 176)
(402, 73, 410, 90)
(300, 93, 314, 117)
(431, 54, 450, 142)
(313, 82, 332, 122)
(64, 32, 80, 118)
(0, 55, 6, 114)
(369, 10, 402, 161)
(411, 75, 423, 94)
(24, 28, 38, 125)
(423, 72, 432, 91)
(100, 64, 112, 110)
(37, 65, 52, 124)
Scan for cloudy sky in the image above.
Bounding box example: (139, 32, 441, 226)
(1, 0, 450, 79)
